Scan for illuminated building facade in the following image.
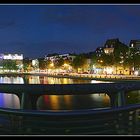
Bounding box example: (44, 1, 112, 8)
(94, 39, 130, 75)
(0, 53, 23, 71)
(104, 38, 120, 55)
(45, 53, 76, 62)
(129, 40, 140, 75)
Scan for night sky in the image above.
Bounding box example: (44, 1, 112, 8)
(0, 4, 140, 58)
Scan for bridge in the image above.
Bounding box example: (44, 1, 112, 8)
(0, 81, 139, 135)
(0, 81, 139, 109)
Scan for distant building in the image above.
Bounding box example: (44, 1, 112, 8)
(94, 38, 131, 75)
(104, 38, 121, 55)
(95, 38, 127, 56)
(95, 47, 104, 57)
(0, 53, 23, 70)
(104, 38, 119, 46)
(1, 53, 23, 60)
(129, 40, 140, 50)
(32, 59, 39, 72)
(129, 40, 140, 74)
(104, 47, 114, 55)
(45, 53, 76, 62)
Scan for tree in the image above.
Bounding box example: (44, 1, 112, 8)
(46, 59, 52, 69)
(123, 47, 140, 75)
(38, 58, 47, 70)
(113, 43, 129, 74)
(100, 53, 113, 67)
(2, 60, 18, 71)
(72, 54, 87, 72)
(134, 53, 140, 69)
(91, 52, 98, 66)
(54, 57, 64, 69)
(23, 58, 32, 72)
(64, 58, 72, 66)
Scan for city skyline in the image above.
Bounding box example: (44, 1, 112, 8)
(0, 4, 140, 58)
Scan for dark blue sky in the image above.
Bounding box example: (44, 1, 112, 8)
(0, 4, 140, 58)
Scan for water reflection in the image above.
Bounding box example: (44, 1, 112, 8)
(1, 89, 140, 110)
(28, 75, 40, 84)
(26, 76, 90, 84)
(37, 93, 110, 111)
(0, 75, 113, 110)
(126, 90, 140, 105)
(91, 80, 113, 83)
(0, 75, 113, 84)
(0, 76, 24, 84)
(0, 93, 20, 109)
(24, 75, 113, 84)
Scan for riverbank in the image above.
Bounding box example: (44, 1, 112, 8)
(33, 73, 140, 82)
(0, 72, 139, 82)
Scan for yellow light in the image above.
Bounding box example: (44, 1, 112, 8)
(63, 63, 68, 67)
(50, 63, 54, 67)
(105, 67, 113, 74)
(134, 71, 139, 76)
(50, 95, 60, 110)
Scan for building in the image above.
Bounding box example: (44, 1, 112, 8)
(95, 47, 104, 57)
(129, 40, 140, 51)
(129, 39, 140, 57)
(44, 54, 76, 73)
(45, 53, 76, 62)
(94, 39, 130, 75)
(129, 40, 140, 74)
(104, 47, 114, 55)
(0, 53, 23, 71)
(95, 38, 126, 56)
(104, 38, 121, 55)
(32, 59, 39, 72)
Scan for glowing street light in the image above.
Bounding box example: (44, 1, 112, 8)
(63, 63, 69, 67)
(100, 60, 103, 63)
(50, 63, 54, 67)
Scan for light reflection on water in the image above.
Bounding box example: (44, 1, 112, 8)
(0, 75, 112, 110)
(91, 80, 113, 83)
(0, 93, 20, 109)
(0, 76, 24, 84)
(126, 90, 140, 105)
(0, 75, 139, 111)
(0, 75, 113, 84)
(25, 75, 113, 84)
(37, 94, 110, 111)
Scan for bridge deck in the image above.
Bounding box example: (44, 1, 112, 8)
(0, 81, 139, 95)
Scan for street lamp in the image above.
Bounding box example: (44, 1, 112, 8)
(100, 60, 103, 63)
(50, 63, 54, 67)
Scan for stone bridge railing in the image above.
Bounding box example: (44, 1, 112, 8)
(0, 81, 139, 109)
(0, 82, 139, 135)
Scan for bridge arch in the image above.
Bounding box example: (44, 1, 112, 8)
(0, 82, 139, 110)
